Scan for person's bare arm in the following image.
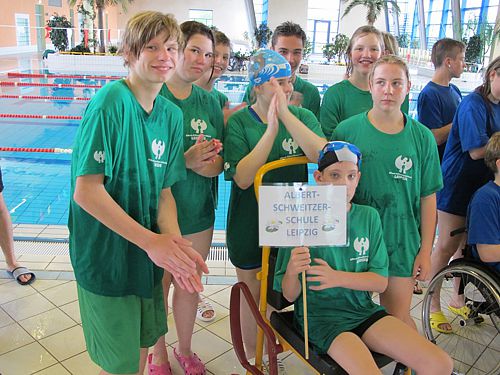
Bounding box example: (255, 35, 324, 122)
(73, 174, 199, 279)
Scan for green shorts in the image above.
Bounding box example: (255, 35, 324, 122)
(77, 283, 167, 374)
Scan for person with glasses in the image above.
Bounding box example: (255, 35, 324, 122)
(274, 141, 452, 375)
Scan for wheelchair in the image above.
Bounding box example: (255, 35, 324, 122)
(421, 229, 500, 375)
(229, 156, 406, 375)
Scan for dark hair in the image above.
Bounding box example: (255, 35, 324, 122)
(346, 26, 384, 78)
(271, 21, 306, 48)
(485, 132, 500, 173)
(180, 20, 215, 52)
(431, 38, 465, 68)
(119, 11, 180, 67)
(475, 56, 500, 115)
(180, 21, 215, 80)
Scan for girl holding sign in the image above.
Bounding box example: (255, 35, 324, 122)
(274, 142, 452, 374)
(333, 55, 443, 333)
(224, 49, 325, 366)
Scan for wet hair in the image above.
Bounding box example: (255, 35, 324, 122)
(485, 132, 500, 173)
(214, 30, 230, 47)
(369, 54, 410, 84)
(180, 20, 215, 51)
(346, 26, 385, 78)
(119, 11, 180, 67)
(431, 38, 465, 68)
(382, 32, 399, 56)
(180, 21, 215, 80)
(271, 21, 307, 48)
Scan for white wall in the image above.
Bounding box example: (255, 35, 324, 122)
(266, 0, 308, 31)
(117, 0, 250, 46)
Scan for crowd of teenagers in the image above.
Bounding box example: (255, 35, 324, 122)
(62, 9, 500, 375)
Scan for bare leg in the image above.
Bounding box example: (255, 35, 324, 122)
(173, 227, 213, 357)
(235, 267, 261, 359)
(379, 277, 416, 330)
(0, 192, 32, 283)
(327, 332, 382, 374)
(429, 210, 466, 330)
(362, 316, 453, 375)
(151, 273, 173, 367)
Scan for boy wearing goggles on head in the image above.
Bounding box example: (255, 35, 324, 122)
(274, 141, 452, 375)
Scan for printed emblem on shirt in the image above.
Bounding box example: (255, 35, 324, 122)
(389, 155, 413, 181)
(350, 237, 369, 263)
(187, 118, 213, 141)
(282, 138, 298, 155)
(148, 139, 168, 168)
(224, 162, 231, 171)
(93, 151, 105, 164)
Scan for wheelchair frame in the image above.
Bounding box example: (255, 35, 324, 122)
(421, 238, 500, 374)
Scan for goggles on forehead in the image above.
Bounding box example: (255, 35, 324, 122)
(318, 141, 362, 171)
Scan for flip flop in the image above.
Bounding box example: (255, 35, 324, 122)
(448, 305, 470, 319)
(196, 299, 216, 322)
(430, 311, 453, 334)
(173, 347, 206, 375)
(7, 266, 36, 285)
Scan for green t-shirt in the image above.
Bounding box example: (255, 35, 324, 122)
(320, 79, 410, 139)
(333, 112, 443, 277)
(211, 87, 229, 109)
(160, 84, 224, 235)
(274, 204, 388, 354)
(242, 75, 321, 119)
(69, 79, 186, 298)
(224, 106, 324, 269)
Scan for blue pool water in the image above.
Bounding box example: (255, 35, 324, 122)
(0, 70, 422, 228)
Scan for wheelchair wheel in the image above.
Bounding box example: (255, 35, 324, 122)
(422, 261, 500, 375)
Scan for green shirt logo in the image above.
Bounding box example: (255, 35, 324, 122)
(190, 118, 208, 134)
(282, 138, 298, 155)
(351, 237, 369, 263)
(151, 139, 166, 160)
(93, 151, 105, 163)
(390, 155, 413, 181)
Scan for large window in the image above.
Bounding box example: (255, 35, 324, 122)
(48, 0, 62, 6)
(15, 14, 30, 47)
(253, 0, 268, 25)
(189, 9, 213, 26)
(307, 0, 341, 55)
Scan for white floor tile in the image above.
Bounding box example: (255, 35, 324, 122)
(0, 322, 35, 355)
(39, 325, 87, 361)
(40, 281, 78, 306)
(0, 307, 14, 328)
(0, 280, 37, 304)
(19, 308, 77, 340)
(0, 342, 57, 375)
(61, 351, 101, 375)
(33, 363, 72, 374)
(2, 292, 56, 321)
(59, 300, 81, 324)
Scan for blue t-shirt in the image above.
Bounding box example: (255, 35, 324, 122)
(437, 92, 500, 216)
(417, 81, 462, 161)
(467, 181, 500, 272)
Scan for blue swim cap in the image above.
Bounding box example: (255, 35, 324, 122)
(248, 49, 291, 86)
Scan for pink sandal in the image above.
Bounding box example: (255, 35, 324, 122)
(148, 353, 172, 375)
(173, 347, 206, 375)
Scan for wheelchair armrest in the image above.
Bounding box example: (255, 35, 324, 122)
(230, 282, 284, 375)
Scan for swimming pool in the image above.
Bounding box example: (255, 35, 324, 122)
(0, 66, 425, 229)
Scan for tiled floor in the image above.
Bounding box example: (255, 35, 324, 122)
(5, 229, 496, 375)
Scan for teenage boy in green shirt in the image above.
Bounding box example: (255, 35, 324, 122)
(69, 11, 208, 375)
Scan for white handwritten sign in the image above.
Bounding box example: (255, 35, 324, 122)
(259, 184, 347, 247)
